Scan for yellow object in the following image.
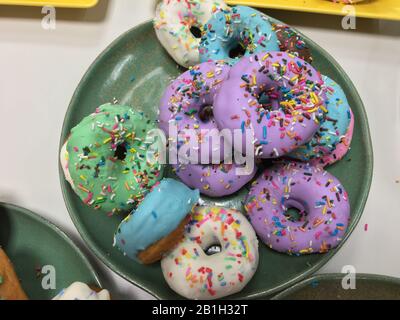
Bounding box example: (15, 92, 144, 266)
(226, 0, 400, 21)
(0, 0, 98, 8)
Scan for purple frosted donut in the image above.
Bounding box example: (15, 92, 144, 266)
(159, 61, 230, 163)
(173, 162, 256, 197)
(244, 161, 350, 255)
(213, 52, 327, 159)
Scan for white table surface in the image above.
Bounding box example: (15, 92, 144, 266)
(0, 0, 399, 300)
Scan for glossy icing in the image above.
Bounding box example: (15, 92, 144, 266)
(66, 103, 163, 215)
(173, 162, 256, 197)
(199, 6, 279, 65)
(114, 178, 200, 262)
(52, 282, 110, 300)
(310, 108, 354, 168)
(161, 206, 259, 299)
(245, 161, 350, 254)
(158, 61, 230, 163)
(289, 75, 351, 161)
(154, 0, 228, 68)
(213, 51, 326, 159)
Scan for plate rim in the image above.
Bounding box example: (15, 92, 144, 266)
(0, 201, 103, 297)
(59, 19, 374, 300)
(271, 273, 400, 299)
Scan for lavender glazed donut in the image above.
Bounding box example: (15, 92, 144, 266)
(173, 162, 256, 197)
(244, 161, 350, 255)
(213, 52, 326, 159)
(158, 60, 230, 163)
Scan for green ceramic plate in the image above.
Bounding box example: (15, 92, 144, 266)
(273, 274, 400, 300)
(0, 203, 101, 300)
(59, 19, 373, 299)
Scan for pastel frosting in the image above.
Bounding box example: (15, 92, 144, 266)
(52, 282, 110, 300)
(114, 178, 200, 262)
(213, 51, 326, 159)
(245, 161, 350, 254)
(173, 162, 256, 197)
(161, 206, 259, 300)
(66, 103, 163, 215)
(200, 6, 279, 65)
(158, 61, 231, 163)
(310, 108, 354, 168)
(288, 75, 351, 161)
(154, 0, 228, 68)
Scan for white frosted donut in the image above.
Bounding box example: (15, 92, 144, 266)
(161, 206, 259, 300)
(153, 0, 228, 68)
(52, 282, 110, 300)
(60, 139, 75, 189)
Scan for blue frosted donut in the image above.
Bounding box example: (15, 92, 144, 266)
(288, 75, 351, 161)
(199, 6, 279, 65)
(114, 178, 199, 264)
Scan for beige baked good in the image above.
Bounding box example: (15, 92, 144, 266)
(0, 248, 28, 300)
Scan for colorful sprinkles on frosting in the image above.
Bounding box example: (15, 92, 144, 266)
(244, 161, 350, 255)
(161, 206, 259, 300)
(154, 0, 227, 67)
(159, 60, 231, 163)
(67, 104, 163, 215)
(199, 5, 279, 64)
(272, 23, 313, 64)
(172, 162, 256, 197)
(288, 75, 352, 163)
(214, 51, 327, 158)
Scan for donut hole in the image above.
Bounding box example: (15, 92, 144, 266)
(229, 43, 246, 60)
(114, 143, 127, 161)
(258, 92, 273, 110)
(284, 199, 307, 222)
(284, 207, 304, 222)
(254, 85, 286, 112)
(198, 105, 214, 123)
(204, 244, 222, 256)
(201, 234, 222, 256)
(190, 26, 202, 39)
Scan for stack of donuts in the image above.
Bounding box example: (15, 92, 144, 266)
(61, 0, 353, 300)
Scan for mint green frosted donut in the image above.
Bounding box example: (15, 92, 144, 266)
(66, 103, 164, 215)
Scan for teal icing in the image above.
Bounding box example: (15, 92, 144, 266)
(199, 6, 279, 65)
(289, 75, 351, 161)
(114, 178, 200, 263)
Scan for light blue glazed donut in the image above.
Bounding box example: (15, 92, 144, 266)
(114, 178, 200, 263)
(199, 6, 279, 65)
(288, 75, 351, 161)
